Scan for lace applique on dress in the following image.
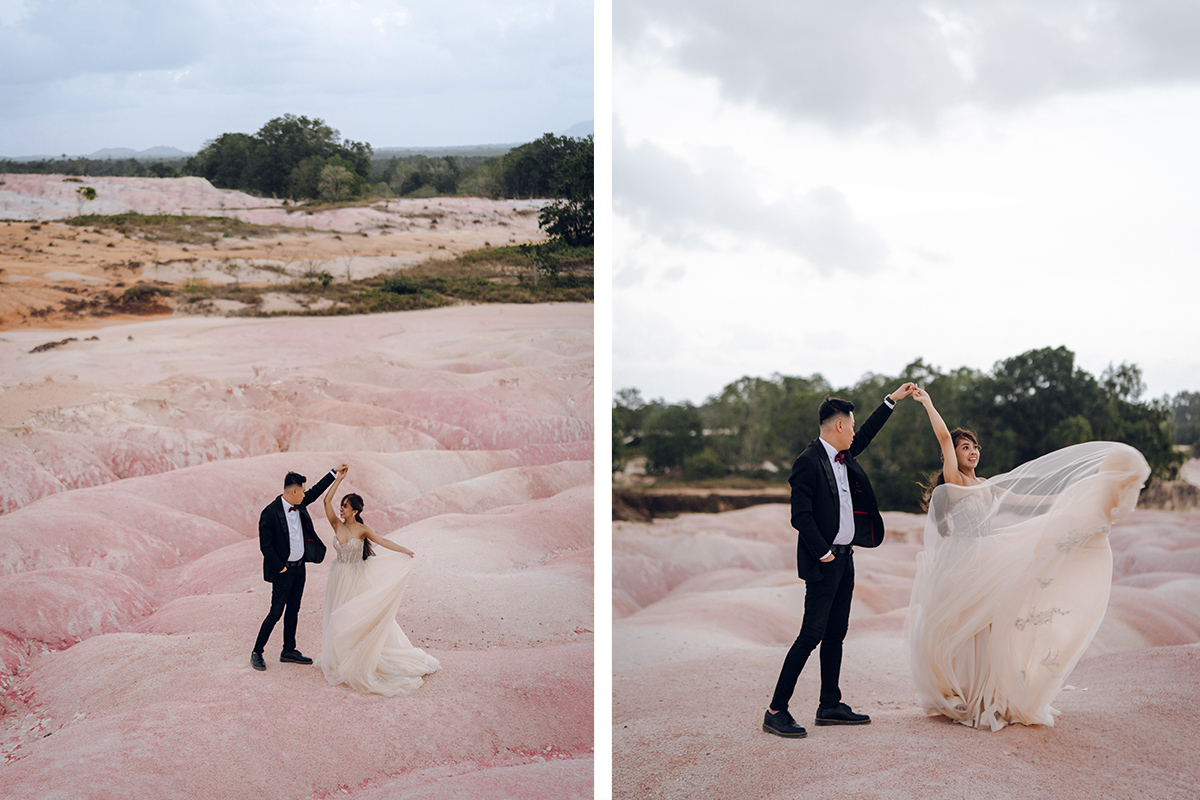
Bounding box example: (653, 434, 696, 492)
(1055, 523, 1110, 552)
(1014, 606, 1070, 631)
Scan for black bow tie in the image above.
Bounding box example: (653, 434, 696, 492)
(834, 452, 847, 465)
(288, 505, 300, 513)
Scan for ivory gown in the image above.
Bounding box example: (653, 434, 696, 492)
(906, 442, 1149, 731)
(320, 536, 440, 696)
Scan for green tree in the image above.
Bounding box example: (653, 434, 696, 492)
(317, 163, 355, 202)
(977, 346, 1101, 466)
(250, 114, 344, 197)
(613, 387, 654, 444)
(186, 115, 373, 200)
(701, 373, 830, 472)
(287, 155, 328, 199)
(537, 134, 593, 246)
(74, 185, 96, 215)
(1172, 391, 1200, 446)
(642, 403, 705, 474)
(188, 132, 255, 191)
(683, 448, 727, 481)
(613, 408, 626, 473)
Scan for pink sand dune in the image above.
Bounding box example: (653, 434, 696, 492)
(0, 304, 592, 798)
(614, 503, 1200, 799)
(0, 307, 591, 513)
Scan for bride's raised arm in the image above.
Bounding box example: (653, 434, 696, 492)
(323, 466, 349, 530)
(365, 526, 415, 557)
(914, 388, 970, 487)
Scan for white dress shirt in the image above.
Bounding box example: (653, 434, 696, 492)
(282, 495, 304, 561)
(819, 436, 855, 549)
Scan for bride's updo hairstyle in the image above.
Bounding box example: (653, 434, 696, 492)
(342, 493, 374, 560)
(920, 428, 981, 510)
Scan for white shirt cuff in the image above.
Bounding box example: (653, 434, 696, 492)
(883, 395, 896, 409)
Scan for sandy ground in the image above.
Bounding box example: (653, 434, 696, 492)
(613, 501, 1200, 799)
(0, 304, 593, 799)
(0, 174, 547, 331)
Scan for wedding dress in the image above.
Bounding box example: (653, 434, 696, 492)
(906, 442, 1149, 731)
(320, 536, 440, 696)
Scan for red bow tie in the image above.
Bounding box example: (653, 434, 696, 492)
(834, 452, 847, 464)
(288, 505, 300, 513)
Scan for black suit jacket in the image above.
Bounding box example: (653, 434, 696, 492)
(789, 400, 893, 582)
(259, 470, 336, 582)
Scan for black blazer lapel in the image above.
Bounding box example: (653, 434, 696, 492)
(818, 448, 838, 501)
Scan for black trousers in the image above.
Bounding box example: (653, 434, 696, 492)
(770, 550, 854, 713)
(253, 561, 305, 653)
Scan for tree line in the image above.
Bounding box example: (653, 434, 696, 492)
(0, 157, 186, 178)
(3, 116, 593, 251)
(3, 116, 592, 211)
(614, 346, 1191, 513)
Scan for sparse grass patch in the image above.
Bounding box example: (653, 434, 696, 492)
(181, 277, 211, 295)
(405, 243, 593, 283)
(64, 213, 293, 244)
(175, 283, 264, 308)
(169, 242, 591, 319)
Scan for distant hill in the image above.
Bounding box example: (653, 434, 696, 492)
(561, 120, 594, 138)
(88, 146, 191, 160)
(2, 146, 193, 162)
(3, 127, 594, 163)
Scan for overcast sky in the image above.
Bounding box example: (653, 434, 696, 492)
(613, 0, 1200, 406)
(0, 0, 593, 156)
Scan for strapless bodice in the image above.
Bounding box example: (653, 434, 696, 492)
(333, 536, 365, 564)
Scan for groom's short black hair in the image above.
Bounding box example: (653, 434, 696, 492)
(284, 471, 307, 490)
(819, 396, 855, 426)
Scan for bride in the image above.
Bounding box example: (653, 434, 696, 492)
(319, 465, 440, 695)
(907, 388, 1149, 730)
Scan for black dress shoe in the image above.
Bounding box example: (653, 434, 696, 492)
(280, 649, 313, 664)
(815, 702, 871, 726)
(762, 710, 807, 738)
(251, 652, 266, 671)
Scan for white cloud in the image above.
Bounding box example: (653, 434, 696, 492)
(615, 134, 889, 275)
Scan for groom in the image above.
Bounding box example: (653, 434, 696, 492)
(251, 466, 344, 671)
(762, 384, 916, 737)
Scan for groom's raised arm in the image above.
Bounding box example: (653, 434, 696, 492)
(848, 383, 915, 457)
(302, 467, 340, 506)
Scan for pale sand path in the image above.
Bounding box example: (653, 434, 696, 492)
(0, 304, 593, 799)
(614, 504, 1200, 799)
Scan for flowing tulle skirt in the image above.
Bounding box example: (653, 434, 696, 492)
(906, 442, 1149, 730)
(320, 538, 440, 696)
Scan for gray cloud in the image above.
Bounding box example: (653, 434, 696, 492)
(0, 0, 592, 153)
(614, 133, 888, 273)
(615, 0, 1200, 131)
